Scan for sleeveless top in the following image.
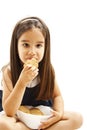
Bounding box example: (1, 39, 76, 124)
(21, 84, 53, 107)
(0, 68, 53, 109)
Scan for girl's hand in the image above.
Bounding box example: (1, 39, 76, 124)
(38, 110, 62, 130)
(18, 65, 39, 86)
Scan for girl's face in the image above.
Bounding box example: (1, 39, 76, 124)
(18, 28, 45, 64)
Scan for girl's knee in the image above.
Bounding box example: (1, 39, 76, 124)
(0, 115, 16, 130)
(70, 112, 83, 129)
(0, 120, 10, 130)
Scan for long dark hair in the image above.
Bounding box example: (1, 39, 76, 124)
(10, 16, 55, 100)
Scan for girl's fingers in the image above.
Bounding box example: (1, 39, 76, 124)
(39, 111, 60, 129)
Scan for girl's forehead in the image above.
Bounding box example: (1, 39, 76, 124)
(18, 28, 45, 42)
(22, 28, 44, 37)
(26, 27, 42, 33)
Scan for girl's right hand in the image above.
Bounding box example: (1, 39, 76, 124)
(18, 65, 39, 87)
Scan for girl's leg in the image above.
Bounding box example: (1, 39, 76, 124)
(0, 114, 31, 130)
(46, 111, 83, 130)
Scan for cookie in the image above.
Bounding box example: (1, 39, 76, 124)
(19, 106, 30, 114)
(24, 58, 38, 68)
(19, 106, 43, 115)
(30, 108, 44, 115)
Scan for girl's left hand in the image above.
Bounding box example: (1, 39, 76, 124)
(38, 110, 62, 130)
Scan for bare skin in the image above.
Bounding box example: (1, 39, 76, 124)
(0, 111, 83, 130)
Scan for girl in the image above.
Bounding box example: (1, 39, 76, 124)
(0, 16, 83, 130)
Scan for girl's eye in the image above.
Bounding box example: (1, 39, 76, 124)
(36, 44, 43, 48)
(23, 43, 29, 47)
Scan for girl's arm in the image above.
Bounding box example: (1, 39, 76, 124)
(52, 79, 64, 118)
(2, 65, 38, 117)
(2, 67, 26, 117)
(38, 79, 64, 129)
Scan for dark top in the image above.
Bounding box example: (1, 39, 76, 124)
(21, 85, 53, 107)
(0, 85, 52, 112)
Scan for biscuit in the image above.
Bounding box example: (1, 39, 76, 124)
(19, 106, 43, 115)
(19, 106, 30, 114)
(30, 108, 43, 115)
(24, 58, 38, 68)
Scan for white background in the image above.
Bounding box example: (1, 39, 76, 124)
(0, 0, 87, 129)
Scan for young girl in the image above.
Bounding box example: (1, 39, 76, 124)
(0, 16, 83, 130)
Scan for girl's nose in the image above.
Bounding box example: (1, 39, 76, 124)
(28, 47, 36, 57)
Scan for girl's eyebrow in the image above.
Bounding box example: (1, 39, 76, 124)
(21, 40, 30, 42)
(21, 40, 44, 43)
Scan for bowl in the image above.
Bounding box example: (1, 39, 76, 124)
(16, 105, 53, 129)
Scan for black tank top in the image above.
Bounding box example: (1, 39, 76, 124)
(21, 85, 52, 107)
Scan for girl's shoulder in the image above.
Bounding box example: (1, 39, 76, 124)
(1, 63, 13, 91)
(0, 63, 10, 90)
(1, 63, 10, 73)
(1, 63, 11, 80)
